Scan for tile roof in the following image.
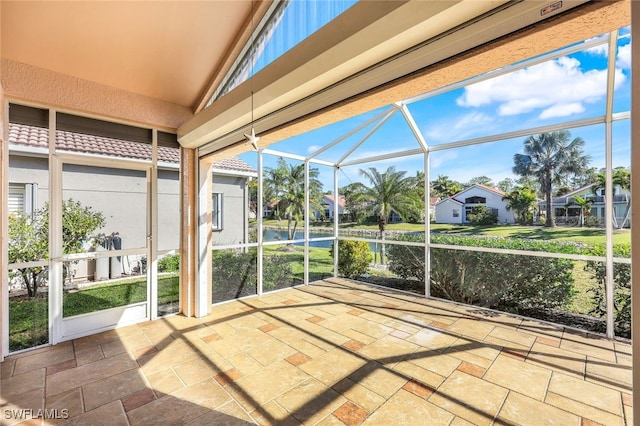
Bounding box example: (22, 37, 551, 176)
(8, 122, 255, 173)
(323, 194, 346, 207)
(210, 156, 257, 174)
(475, 183, 506, 196)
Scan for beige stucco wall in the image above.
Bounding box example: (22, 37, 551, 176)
(1, 59, 193, 131)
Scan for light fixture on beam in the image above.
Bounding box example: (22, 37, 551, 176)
(244, 122, 260, 151)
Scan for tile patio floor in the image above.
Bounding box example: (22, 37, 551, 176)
(1, 278, 633, 425)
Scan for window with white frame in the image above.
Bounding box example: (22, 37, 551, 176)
(452, 209, 459, 218)
(8, 183, 37, 216)
(212, 193, 223, 231)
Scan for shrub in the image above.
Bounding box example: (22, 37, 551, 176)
(158, 254, 180, 272)
(263, 254, 294, 289)
(387, 233, 577, 313)
(211, 250, 293, 300)
(330, 240, 372, 279)
(212, 250, 257, 300)
(583, 215, 601, 228)
(583, 243, 630, 337)
(466, 206, 498, 225)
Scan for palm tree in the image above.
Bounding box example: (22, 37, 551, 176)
(340, 182, 369, 223)
(431, 175, 463, 198)
(502, 186, 538, 225)
(466, 175, 494, 188)
(264, 158, 324, 240)
(593, 167, 631, 228)
(513, 131, 590, 227)
(570, 195, 593, 227)
(357, 166, 418, 264)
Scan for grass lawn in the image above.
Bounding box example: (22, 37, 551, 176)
(63, 274, 179, 317)
(9, 274, 179, 351)
(8, 295, 49, 351)
(570, 261, 598, 315)
(263, 245, 334, 282)
(262, 219, 630, 246)
(429, 224, 630, 246)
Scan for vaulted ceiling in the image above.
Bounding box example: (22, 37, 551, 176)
(1, 1, 258, 109)
(1, 1, 630, 154)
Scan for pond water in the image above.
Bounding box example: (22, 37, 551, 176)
(263, 229, 389, 252)
(263, 229, 334, 248)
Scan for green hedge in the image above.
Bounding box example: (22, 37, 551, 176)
(211, 250, 294, 301)
(158, 254, 180, 272)
(584, 243, 631, 338)
(387, 234, 579, 314)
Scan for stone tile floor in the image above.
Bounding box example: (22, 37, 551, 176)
(0, 278, 633, 425)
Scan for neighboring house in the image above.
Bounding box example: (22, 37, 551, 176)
(8, 122, 255, 280)
(264, 195, 348, 222)
(211, 158, 257, 246)
(434, 197, 464, 224)
(263, 201, 276, 219)
(539, 183, 631, 227)
(434, 184, 514, 224)
(317, 194, 346, 220)
(428, 196, 441, 222)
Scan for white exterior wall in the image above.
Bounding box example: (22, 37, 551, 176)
(461, 188, 513, 224)
(434, 199, 463, 224)
(9, 153, 250, 280)
(8, 155, 49, 211)
(322, 195, 344, 219)
(435, 186, 514, 224)
(211, 174, 249, 246)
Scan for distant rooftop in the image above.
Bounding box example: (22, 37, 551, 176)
(8, 122, 255, 173)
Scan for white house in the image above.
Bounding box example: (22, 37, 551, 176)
(319, 194, 346, 220)
(434, 184, 514, 224)
(434, 198, 465, 224)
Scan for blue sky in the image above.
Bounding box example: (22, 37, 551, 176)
(240, 27, 631, 192)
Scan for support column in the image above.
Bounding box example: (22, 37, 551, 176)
(304, 161, 310, 285)
(257, 151, 263, 295)
(48, 110, 62, 345)
(424, 152, 430, 298)
(604, 30, 618, 339)
(149, 130, 158, 320)
(0, 88, 7, 360)
(631, 0, 639, 418)
(333, 168, 339, 278)
(196, 158, 212, 316)
(180, 148, 197, 317)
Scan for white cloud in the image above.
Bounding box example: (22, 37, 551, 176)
(586, 44, 608, 56)
(425, 112, 494, 143)
(307, 145, 322, 154)
(346, 146, 420, 164)
(584, 35, 608, 56)
(457, 56, 625, 119)
(453, 112, 493, 130)
(617, 43, 631, 69)
(430, 150, 459, 168)
(539, 102, 585, 119)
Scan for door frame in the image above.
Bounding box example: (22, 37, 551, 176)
(52, 153, 155, 343)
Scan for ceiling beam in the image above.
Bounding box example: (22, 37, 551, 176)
(197, 0, 629, 163)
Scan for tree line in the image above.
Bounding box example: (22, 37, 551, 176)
(262, 130, 629, 233)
